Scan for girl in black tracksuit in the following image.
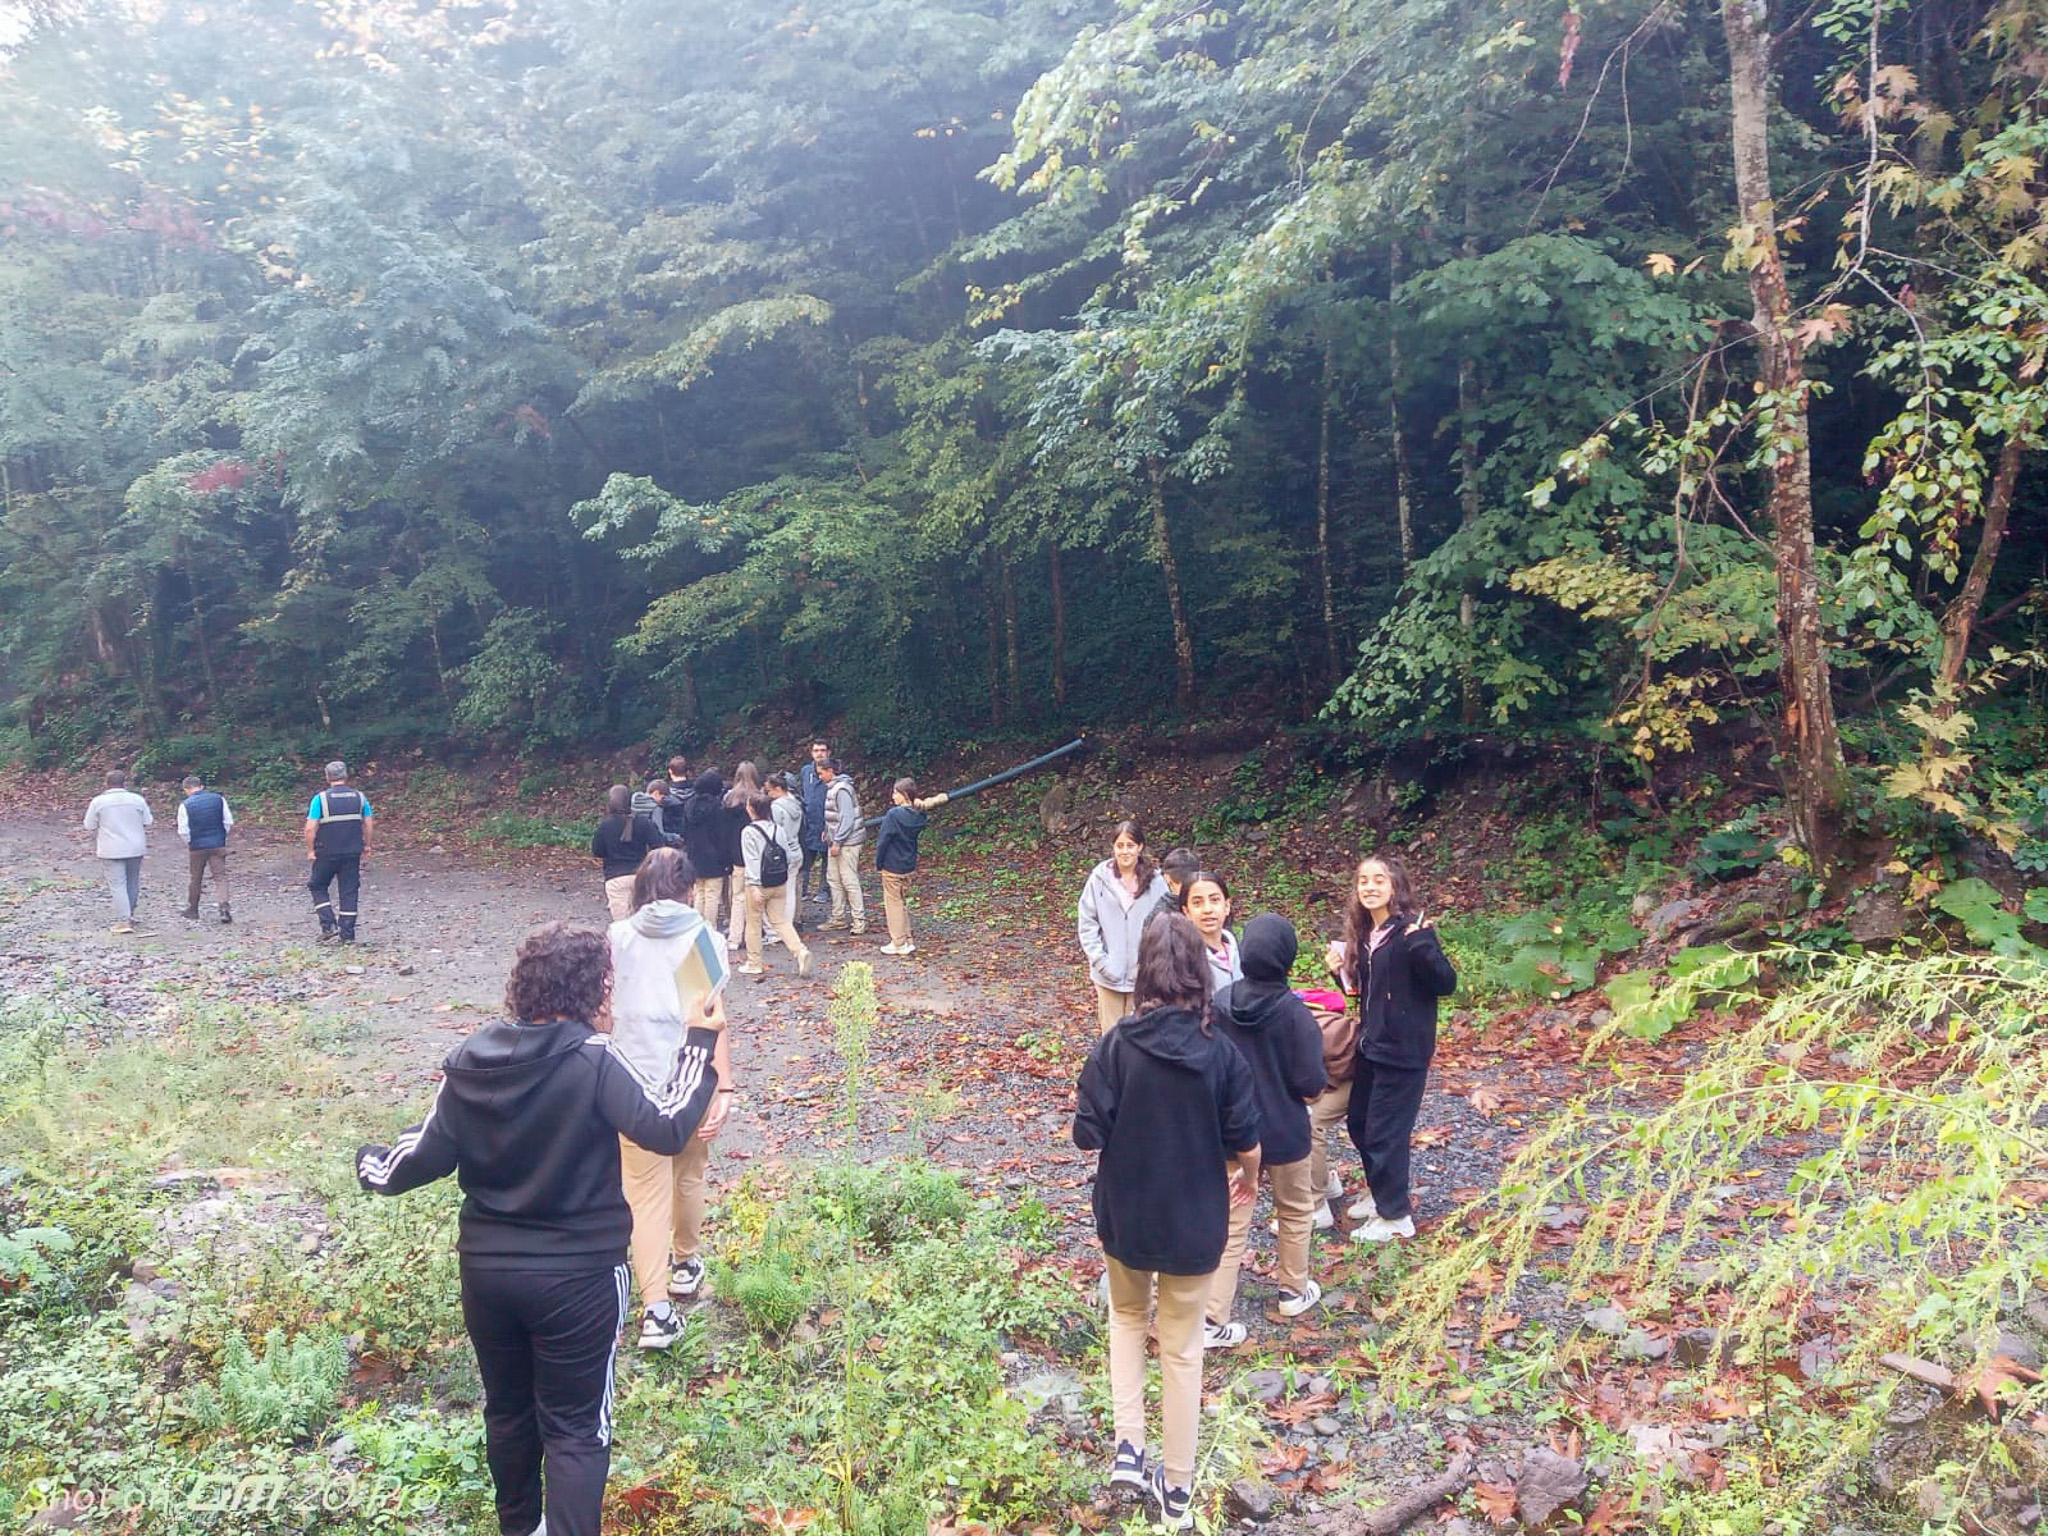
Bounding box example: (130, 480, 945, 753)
(1327, 852, 1456, 1241)
(358, 923, 723, 1536)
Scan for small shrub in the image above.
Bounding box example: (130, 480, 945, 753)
(809, 1163, 971, 1250)
(729, 1257, 810, 1338)
(183, 1326, 346, 1443)
(1691, 805, 1775, 880)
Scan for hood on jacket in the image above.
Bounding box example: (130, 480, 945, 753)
(631, 791, 661, 819)
(446, 1018, 589, 1115)
(1221, 914, 1301, 1032)
(1118, 1005, 1213, 1068)
(693, 773, 724, 800)
(889, 806, 928, 832)
(629, 897, 704, 940)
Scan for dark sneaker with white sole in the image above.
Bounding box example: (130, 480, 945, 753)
(1109, 1439, 1148, 1492)
(637, 1303, 684, 1350)
(1147, 1465, 1194, 1531)
(668, 1257, 705, 1300)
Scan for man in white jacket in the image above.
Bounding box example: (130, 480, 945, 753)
(82, 768, 154, 934)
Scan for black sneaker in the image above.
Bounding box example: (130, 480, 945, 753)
(637, 1303, 683, 1351)
(668, 1256, 705, 1300)
(219, 906, 232, 924)
(1109, 1440, 1148, 1492)
(181, 908, 199, 921)
(1147, 1465, 1193, 1531)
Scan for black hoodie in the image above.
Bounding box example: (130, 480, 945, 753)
(1074, 1004, 1260, 1275)
(356, 1018, 720, 1270)
(681, 773, 728, 880)
(1212, 914, 1328, 1167)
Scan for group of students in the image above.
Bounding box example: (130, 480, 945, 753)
(590, 739, 945, 979)
(355, 768, 1452, 1536)
(1074, 825, 1454, 1528)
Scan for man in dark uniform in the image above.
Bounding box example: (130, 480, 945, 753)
(305, 759, 373, 943)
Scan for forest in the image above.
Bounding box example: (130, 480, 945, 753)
(1, 0, 2043, 875)
(4, 4, 2048, 1536)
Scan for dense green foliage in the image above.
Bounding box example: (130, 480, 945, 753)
(3, 0, 2046, 835)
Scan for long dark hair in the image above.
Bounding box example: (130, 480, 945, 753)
(1108, 818, 1158, 891)
(1339, 851, 1417, 991)
(605, 784, 632, 816)
(1176, 870, 1232, 915)
(1133, 914, 1212, 1019)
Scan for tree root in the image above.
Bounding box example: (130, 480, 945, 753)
(1266, 1454, 1474, 1536)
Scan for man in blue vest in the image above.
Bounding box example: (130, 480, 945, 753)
(305, 760, 373, 943)
(177, 773, 234, 923)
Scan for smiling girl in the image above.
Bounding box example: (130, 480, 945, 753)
(1077, 820, 1172, 1033)
(1324, 852, 1456, 1241)
(1177, 872, 1241, 997)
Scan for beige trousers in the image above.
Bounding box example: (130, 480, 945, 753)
(881, 871, 912, 946)
(692, 877, 724, 929)
(1094, 982, 1133, 1035)
(1307, 1080, 1353, 1196)
(619, 1133, 710, 1313)
(1208, 1156, 1317, 1322)
(745, 885, 810, 971)
(827, 845, 865, 930)
(604, 875, 637, 921)
(1106, 1258, 1209, 1487)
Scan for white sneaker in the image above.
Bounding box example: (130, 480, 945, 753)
(1276, 1280, 1323, 1318)
(1351, 1213, 1416, 1243)
(878, 942, 906, 956)
(1346, 1196, 1379, 1222)
(1270, 1202, 1335, 1234)
(1323, 1172, 1344, 1201)
(637, 1303, 684, 1350)
(1202, 1319, 1247, 1349)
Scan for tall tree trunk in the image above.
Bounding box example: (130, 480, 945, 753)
(982, 546, 1005, 728)
(1457, 355, 1482, 725)
(1048, 538, 1068, 710)
(1387, 246, 1417, 574)
(1316, 333, 1341, 685)
(1934, 435, 2025, 717)
(1000, 552, 1022, 710)
(1724, 0, 1846, 871)
(1146, 460, 1196, 713)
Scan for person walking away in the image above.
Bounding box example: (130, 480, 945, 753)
(681, 771, 728, 926)
(1073, 914, 1261, 1531)
(661, 756, 693, 842)
(874, 778, 945, 956)
(591, 785, 666, 920)
(1325, 852, 1456, 1242)
(820, 758, 866, 934)
(306, 761, 372, 943)
(83, 769, 152, 935)
(607, 848, 735, 1348)
(1177, 871, 1241, 996)
(768, 773, 806, 938)
(1077, 820, 1170, 1032)
(357, 921, 724, 1536)
(720, 763, 763, 951)
(177, 774, 234, 923)
(736, 793, 812, 979)
(799, 738, 830, 907)
(1206, 914, 1328, 1338)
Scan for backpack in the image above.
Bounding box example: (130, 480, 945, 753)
(749, 820, 789, 889)
(1297, 988, 1357, 1085)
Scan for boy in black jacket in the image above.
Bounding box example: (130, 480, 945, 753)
(1206, 914, 1329, 1332)
(1074, 914, 1260, 1531)
(357, 923, 723, 1536)
(874, 777, 946, 956)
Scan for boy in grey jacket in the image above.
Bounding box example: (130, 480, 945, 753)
(819, 759, 866, 934)
(83, 768, 154, 933)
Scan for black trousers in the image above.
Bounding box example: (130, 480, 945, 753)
(460, 1261, 631, 1536)
(1344, 1058, 1430, 1221)
(308, 853, 361, 938)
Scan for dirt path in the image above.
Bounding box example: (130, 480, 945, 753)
(0, 804, 1553, 1331)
